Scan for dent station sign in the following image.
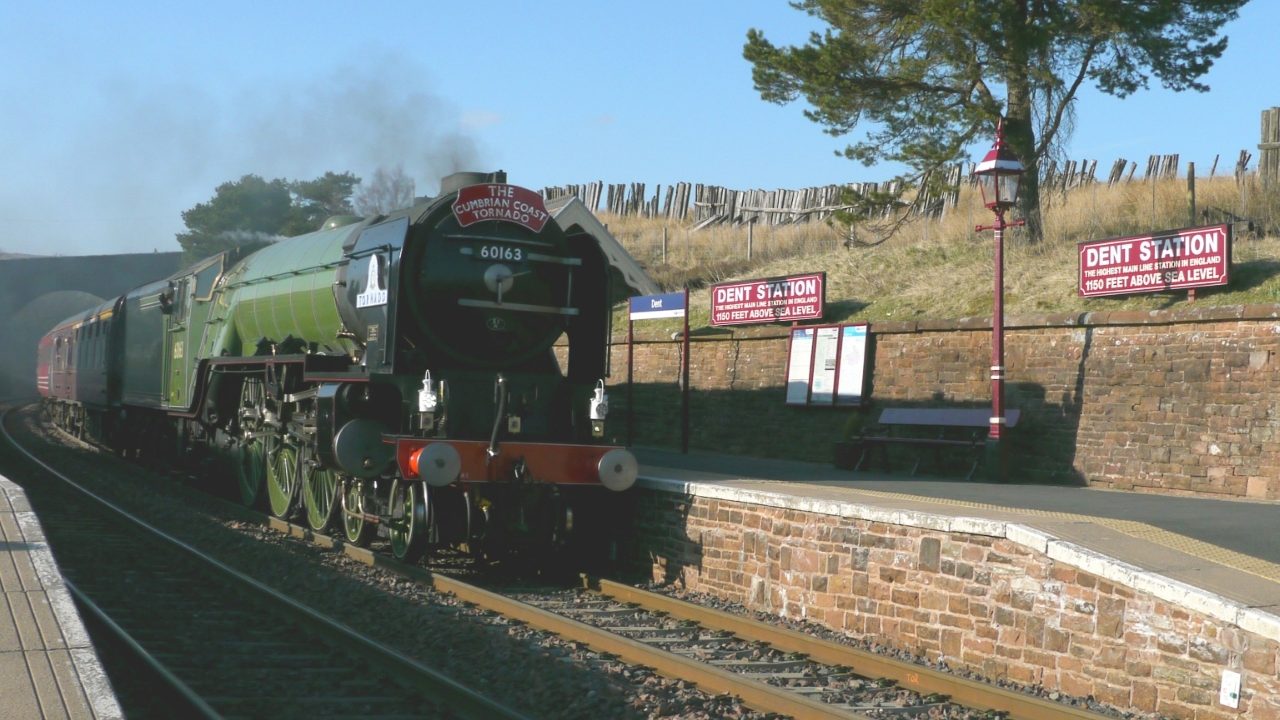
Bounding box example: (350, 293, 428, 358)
(710, 272, 825, 326)
(1079, 224, 1230, 298)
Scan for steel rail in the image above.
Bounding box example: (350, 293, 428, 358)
(1, 406, 526, 720)
(592, 578, 1108, 720)
(63, 577, 222, 720)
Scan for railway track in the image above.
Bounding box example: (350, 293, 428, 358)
(364, 559, 1110, 719)
(6, 403, 1115, 719)
(0, 405, 523, 720)
(258, 485, 1113, 717)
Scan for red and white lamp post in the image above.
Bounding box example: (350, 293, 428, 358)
(974, 118, 1025, 481)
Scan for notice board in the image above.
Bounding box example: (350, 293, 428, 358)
(785, 323, 868, 406)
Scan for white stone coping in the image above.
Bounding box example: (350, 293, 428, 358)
(639, 474, 1280, 644)
(1, 474, 123, 719)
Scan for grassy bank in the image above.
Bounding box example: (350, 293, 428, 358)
(604, 175, 1280, 334)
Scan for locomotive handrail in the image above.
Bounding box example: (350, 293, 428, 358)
(443, 232, 554, 248)
(222, 260, 347, 290)
(456, 246, 583, 266)
(342, 243, 393, 260)
(457, 299, 580, 316)
(525, 252, 583, 266)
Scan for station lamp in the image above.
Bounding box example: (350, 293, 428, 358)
(975, 118, 1025, 212)
(974, 118, 1025, 481)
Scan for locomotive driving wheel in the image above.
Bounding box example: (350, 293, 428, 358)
(234, 436, 271, 508)
(234, 377, 271, 508)
(388, 478, 429, 562)
(302, 452, 340, 532)
(267, 443, 300, 519)
(340, 477, 376, 546)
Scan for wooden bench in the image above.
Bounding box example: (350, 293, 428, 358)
(854, 407, 1021, 480)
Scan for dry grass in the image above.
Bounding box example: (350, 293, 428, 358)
(606, 176, 1280, 333)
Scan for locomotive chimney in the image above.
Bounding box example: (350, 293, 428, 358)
(440, 170, 507, 194)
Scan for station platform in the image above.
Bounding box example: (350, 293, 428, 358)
(633, 446, 1280, 637)
(1, 474, 119, 719)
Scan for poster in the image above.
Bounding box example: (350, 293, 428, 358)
(835, 324, 868, 405)
(810, 327, 840, 404)
(785, 328, 814, 405)
(786, 323, 869, 406)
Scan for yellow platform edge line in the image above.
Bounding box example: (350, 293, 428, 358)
(844, 487, 1280, 585)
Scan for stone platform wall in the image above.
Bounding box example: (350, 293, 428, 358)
(608, 304, 1280, 500)
(630, 483, 1280, 719)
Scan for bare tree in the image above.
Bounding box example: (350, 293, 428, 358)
(354, 164, 417, 216)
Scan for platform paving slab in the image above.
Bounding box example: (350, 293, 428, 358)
(0, 474, 120, 720)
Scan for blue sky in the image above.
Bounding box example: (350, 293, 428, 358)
(2, 1, 1274, 256)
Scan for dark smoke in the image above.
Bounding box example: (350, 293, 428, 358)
(236, 54, 481, 197)
(1, 52, 482, 257)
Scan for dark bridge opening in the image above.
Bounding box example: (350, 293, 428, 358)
(0, 253, 183, 399)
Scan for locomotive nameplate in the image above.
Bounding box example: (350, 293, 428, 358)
(452, 184, 549, 233)
(355, 254, 388, 308)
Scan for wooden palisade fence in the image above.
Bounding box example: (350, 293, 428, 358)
(542, 109, 1276, 229)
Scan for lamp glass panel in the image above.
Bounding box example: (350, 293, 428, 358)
(977, 173, 996, 207)
(998, 173, 1021, 206)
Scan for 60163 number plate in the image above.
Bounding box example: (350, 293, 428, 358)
(477, 244, 524, 261)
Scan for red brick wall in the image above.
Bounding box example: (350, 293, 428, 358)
(631, 489, 1280, 718)
(606, 305, 1280, 499)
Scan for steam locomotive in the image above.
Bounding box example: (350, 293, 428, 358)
(36, 171, 637, 562)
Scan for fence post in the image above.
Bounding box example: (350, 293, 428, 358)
(1187, 162, 1196, 226)
(662, 227, 668, 265)
(1151, 172, 1157, 227)
(1261, 107, 1280, 187)
(747, 221, 754, 261)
